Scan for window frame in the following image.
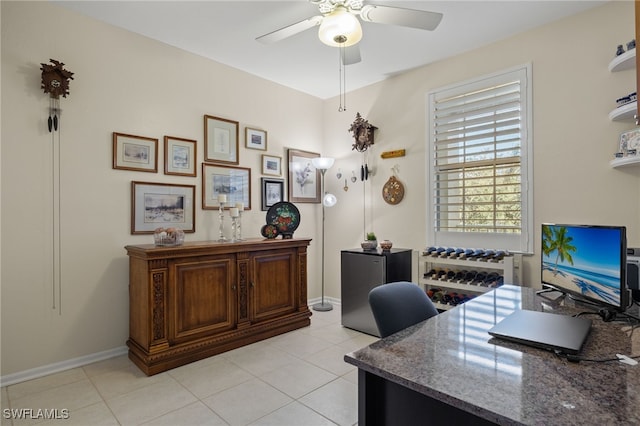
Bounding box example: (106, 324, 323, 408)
(426, 64, 533, 254)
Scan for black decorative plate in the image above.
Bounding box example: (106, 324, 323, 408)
(266, 202, 300, 238)
(261, 224, 279, 239)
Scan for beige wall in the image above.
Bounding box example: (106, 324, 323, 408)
(2, 1, 639, 379)
(1, 1, 324, 377)
(320, 1, 640, 299)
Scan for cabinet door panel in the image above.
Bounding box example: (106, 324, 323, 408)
(251, 251, 296, 322)
(170, 258, 236, 341)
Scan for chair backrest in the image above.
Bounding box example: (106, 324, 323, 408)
(368, 281, 439, 338)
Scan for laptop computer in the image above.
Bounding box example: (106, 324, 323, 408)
(488, 309, 592, 355)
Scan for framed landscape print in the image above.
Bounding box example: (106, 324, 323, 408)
(113, 132, 158, 173)
(288, 149, 320, 203)
(202, 163, 251, 210)
(262, 154, 282, 176)
(164, 136, 197, 177)
(261, 178, 285, 211)
(204, 115, 239, 164)
(245, 127, 267, 151)
(131, 181, 195, 234)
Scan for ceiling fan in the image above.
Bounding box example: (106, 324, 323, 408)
(256, 0, 443, 64)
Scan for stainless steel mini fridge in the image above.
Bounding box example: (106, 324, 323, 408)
(341, 248, 412, 336)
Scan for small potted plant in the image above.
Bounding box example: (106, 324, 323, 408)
(361, 232, 378, 250)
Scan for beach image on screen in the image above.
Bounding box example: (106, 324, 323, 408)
(542, 225, 621, 306)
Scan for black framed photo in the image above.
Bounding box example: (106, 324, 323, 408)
(261, 177, 285, 211)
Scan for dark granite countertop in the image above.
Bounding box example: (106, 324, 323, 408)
(344, 285, 640, 425)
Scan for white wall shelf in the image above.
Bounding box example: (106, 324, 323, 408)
(609, 48, 636, 72)
(609, 102, 637, 122)
(610, 156, 640, 168)
(608, 46, 639, 169)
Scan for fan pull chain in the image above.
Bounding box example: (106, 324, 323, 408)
(338, 43, 347, 112)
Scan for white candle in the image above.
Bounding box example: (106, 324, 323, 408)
(218, 194, 227, 203)
(235, 202, 244, 211)
(230, 207, 239, 217)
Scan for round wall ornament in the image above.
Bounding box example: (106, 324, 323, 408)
(382, 175, 404, 205)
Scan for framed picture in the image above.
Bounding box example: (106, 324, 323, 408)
(202, 163, 251, 210)
(204, 115, 239, 164)
(288, 149, 320, 203)
(164, 136, 197, 177)
(131, 181, 195, 234)
(113, 132, 158, 173)
(245, 127, 267, 151)
(619, 128, 640, 156)
(261, 178, 285, 211)
(262, 154, 282, 176)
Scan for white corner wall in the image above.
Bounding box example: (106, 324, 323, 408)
(320, 1, 640, 299)
(1, 1, 324, 377)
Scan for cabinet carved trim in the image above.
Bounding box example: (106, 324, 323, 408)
(299, 253, 308, 308)
(238, 260, 249, 322)
(126, 238, 311, 375)
(152, 272, 166, 341)
(149, 259, 167, 269)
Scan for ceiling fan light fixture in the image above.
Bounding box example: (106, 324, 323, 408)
(318, 6, 362, 47)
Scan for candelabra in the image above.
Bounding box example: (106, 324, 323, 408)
(218, 201, 227, 242)
(229, 206, 241, 242)
(236, 211, 243, 241)
(230, 216, 239, 242)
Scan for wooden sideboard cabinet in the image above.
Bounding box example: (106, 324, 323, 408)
(125, 238, 312, 375)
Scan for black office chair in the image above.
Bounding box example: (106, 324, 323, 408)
(369, 281, 439, 338)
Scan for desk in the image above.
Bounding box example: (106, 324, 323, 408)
(344, 285, 640, 425)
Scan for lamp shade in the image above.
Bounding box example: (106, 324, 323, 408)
(311, 157, 335, 170)
(323, 193, 337, 207)
(318, 6, 362, 47)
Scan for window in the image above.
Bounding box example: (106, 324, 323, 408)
(427, 65, 533, 253)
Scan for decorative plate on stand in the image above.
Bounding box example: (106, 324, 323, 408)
(266, 201, 300, 238)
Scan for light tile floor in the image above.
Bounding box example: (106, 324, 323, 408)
(1, 308, 377, 426)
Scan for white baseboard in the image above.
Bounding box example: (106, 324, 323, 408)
(1, 299, 344, 387)
(1, 346, 128, 387)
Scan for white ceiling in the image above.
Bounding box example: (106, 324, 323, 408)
(53, 0, 607, 99)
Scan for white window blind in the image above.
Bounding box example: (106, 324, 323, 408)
(427, 65, 533, 253)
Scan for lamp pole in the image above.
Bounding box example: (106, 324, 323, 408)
(311, 157, 335, 312)
(313, 167, 332, 311)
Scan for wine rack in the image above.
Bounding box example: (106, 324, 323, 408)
(419, 247, 515, 311)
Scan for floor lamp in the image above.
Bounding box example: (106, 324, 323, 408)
(312, 157, 336, 311)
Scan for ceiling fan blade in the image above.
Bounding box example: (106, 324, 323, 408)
(342, 45, 361, 65)
(256, 15, 323, 44)
(359, 5, 443, 31)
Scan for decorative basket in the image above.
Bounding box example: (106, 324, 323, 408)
(153, 227, 185, 246)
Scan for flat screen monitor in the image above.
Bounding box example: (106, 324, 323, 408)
(541, 224, 628, 312)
